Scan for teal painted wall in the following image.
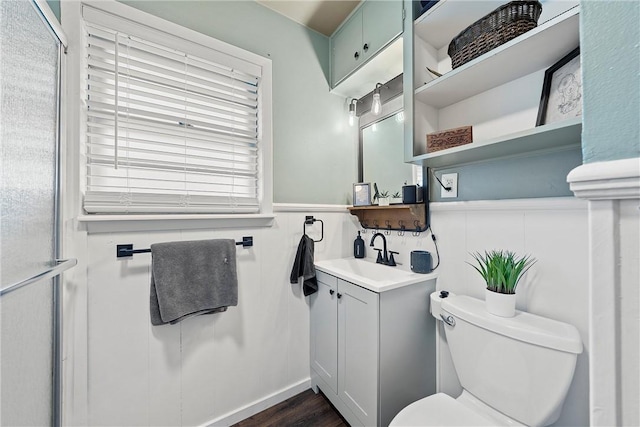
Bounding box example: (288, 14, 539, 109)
(52, 0, 640, 203)
(46, 0, 60, 22)
(580, 0, 640, 163)
(115, 1, 356, 204)
(430, 148, 583, 202)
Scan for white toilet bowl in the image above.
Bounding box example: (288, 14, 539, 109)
(390, 292, 582, 427)
(390, 391, 523, 426)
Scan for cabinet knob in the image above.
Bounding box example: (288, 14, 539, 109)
(354, 51, 359, 60)
(329, 289, 335, 295)
(337, 293, 343, 299)
(363, 43, 369, 52)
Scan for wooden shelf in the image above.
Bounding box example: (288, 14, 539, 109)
(414, 7, 579, 109)
(348, 204, 427, 232)
(415, 117, 582, 168)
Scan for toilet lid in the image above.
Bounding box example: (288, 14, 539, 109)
(390, 393, 496, 426)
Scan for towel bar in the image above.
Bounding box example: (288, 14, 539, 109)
(116, 236, 253, 258)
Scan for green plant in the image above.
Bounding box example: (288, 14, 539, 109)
(468, 250, 536, 294)
(392, 191, 401, 198)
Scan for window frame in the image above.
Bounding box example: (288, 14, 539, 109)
(65, 0, 273, 227)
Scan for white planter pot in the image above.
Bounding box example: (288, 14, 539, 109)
(485, 288, 516, 317)
(378, 197, 390, 206)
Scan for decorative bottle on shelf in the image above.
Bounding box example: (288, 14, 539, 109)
(354, 231, 365, 258)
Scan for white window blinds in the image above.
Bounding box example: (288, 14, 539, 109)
(83, 10, 262, 214)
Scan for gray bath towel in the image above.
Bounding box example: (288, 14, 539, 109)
(150, 239, 238, 326)
(290, 234, 317, 296)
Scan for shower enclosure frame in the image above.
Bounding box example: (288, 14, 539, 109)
(35, 2, 69, 425)
(0, 2, 70, 426)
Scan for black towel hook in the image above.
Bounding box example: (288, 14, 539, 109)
(303, 216, 324, 243)
(398, 220, 406, 236)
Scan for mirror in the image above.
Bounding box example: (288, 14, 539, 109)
(359, 109, 421, 200)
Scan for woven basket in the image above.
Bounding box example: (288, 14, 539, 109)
(448, 1, 542, 69)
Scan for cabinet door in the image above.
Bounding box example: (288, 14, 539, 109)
(338, 279, 379, 426)
(331, 9, 363, 87)
(310, 275, 338, 393)
(361, 0, 403, 62)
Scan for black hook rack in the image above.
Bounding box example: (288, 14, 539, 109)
(116, 236, 253, 258)
(304, 216, 324, 243)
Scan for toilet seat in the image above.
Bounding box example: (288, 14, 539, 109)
(389, 393, 496, 426)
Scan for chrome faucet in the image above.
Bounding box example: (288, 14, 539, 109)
(370, 233, 397, 266)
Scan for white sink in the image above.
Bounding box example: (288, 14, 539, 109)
(314, 258, 437, 293)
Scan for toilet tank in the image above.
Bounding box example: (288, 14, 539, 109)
(440, 295, 582, 427)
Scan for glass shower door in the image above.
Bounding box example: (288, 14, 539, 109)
(0, 1, 64, 425)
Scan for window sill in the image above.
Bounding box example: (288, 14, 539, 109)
(77, 213, 275, 233)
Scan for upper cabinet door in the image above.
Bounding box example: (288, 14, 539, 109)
(361, 0, 403, 62)
(331, 9, 363, 87)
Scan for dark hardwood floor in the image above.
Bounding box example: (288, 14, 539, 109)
(232, 389, 349, 427)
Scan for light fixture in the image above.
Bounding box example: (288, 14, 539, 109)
(371, 83, 383, 116)
(348, 98, 357, 127)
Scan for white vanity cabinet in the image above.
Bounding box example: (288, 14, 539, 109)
(310, 268, 436, 427)
(330, 0, 403, 88)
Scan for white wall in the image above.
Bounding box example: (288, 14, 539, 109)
(619, 199, 639, 426)
(65, 197, 591, 426)
(567, 158, 640, 426)
(360, 197, 590, 426)
(73, 208, 355, 426)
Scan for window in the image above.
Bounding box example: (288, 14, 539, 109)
(81, 5, 271, 214)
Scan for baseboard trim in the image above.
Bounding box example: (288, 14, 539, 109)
(201, 378, 311, 427)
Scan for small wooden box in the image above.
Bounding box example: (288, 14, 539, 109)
(427, 126, 473, 153)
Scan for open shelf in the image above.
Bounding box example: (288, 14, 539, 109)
(414, 7, 579, 109)
(415, 0, 506, 49)
(416, 117, 582, 168)
(348, 204, 427, 232)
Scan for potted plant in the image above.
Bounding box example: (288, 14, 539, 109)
(376, 190, 390, 206)
(468, 250, 536, 317)
(390, 191, 403, 205)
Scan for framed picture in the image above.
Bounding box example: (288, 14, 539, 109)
(536, 47, 582, 126)
(353, 183, 372, 206)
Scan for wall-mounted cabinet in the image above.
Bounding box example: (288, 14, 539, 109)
(330, 0, 404, 98)
(406, 0, 581, 169)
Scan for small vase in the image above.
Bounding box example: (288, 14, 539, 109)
(378, 197, 390, 206)
(485, 288, 516, 317)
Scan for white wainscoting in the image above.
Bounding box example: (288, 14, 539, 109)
(74, 207, 354, 426)
(358, 197, 590, 426)
(568, 157, 640, 426)
(66, 198, 594, 426)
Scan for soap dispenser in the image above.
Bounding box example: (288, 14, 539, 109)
(354, 231, 365, 258)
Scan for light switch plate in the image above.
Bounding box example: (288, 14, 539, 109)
(441, 173, 458, 198)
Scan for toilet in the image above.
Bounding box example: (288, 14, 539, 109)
(390, 292, 583, 427)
